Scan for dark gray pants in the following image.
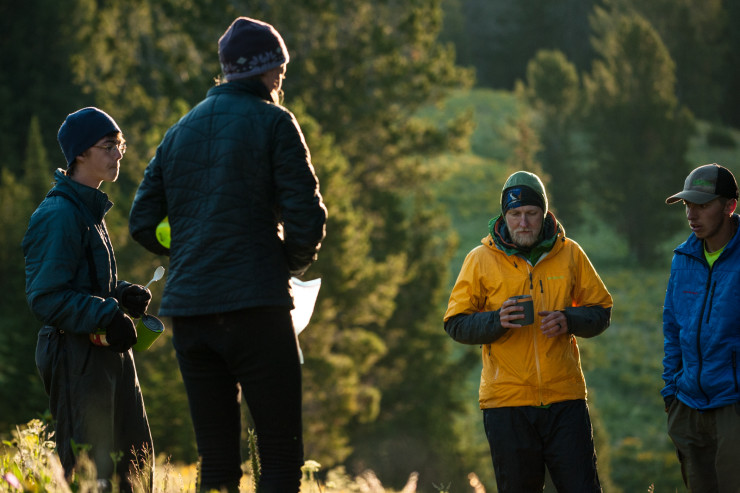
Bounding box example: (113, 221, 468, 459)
(36, 326, 153, 492)
(667, 399, 740, 493)
(483, 400, 601, 493)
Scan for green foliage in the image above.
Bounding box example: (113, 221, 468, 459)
(618, 0, 728, 122)
(0, 419, 66, 492)
(705, 125, 737, 148)
(440, 0, 598, 90)
(584, 11, 695, 263)
(441, 0, 739, 129)
(687, 122, 740, 172)
(246, 429, 260, 492)
(583, 268, 684, 491)
(0, 169, 48, 432)
(523, 51, 580, 116)
(519, 50, 584, 225)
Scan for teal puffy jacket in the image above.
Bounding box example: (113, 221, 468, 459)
(23, 169, 129, 334)
(129, 79, 326, 317)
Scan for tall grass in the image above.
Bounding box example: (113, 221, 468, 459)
(0, 419, 432, 493)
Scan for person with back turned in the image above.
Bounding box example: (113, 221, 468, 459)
(129, 16, 327, 493)
(444, 170, 612, 492)
(663, 163, 740, 492)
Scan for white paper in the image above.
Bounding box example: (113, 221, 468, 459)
(290, 277, 321, 364)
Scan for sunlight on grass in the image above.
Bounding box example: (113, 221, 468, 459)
(0, 419, 452, 493)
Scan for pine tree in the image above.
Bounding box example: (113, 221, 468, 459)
(519, 50, 583, 225)
(584, 11, 694, 263)
(0, 168, 47, 431)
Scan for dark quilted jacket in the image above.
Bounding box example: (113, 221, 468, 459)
(129, 79, 326, 317)
(23, 169, 128, 334)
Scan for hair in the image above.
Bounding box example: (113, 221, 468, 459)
(66, 130, 124, 177)
(215, 69, 284, 104)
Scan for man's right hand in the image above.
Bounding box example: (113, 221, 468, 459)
(499, 298, 525, 328)
(105, 311, 137, 353)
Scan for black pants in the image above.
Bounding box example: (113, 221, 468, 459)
(172, 306, 303, 493)
(35, 326, 153, 492)
(483, 400, 601, 493)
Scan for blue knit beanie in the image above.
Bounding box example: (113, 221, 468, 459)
(218, 17, 289, 82)
(57, 107, 121, 165)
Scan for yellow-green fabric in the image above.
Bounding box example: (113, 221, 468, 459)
(704, 243, 725, 268)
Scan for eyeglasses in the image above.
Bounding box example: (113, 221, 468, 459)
(93, 142, 127, 155)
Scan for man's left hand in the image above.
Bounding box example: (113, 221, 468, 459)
(538, 310, 568, 338)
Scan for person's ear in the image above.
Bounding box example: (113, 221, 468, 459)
(725, 198, 737, 216)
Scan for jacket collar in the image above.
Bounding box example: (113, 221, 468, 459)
(675, 214, 740, 259)
(53, 168, 112, 222)
(487, 210, 563, 264)
(207, 79, 273, 102)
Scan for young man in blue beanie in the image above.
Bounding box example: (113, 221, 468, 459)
(130, 16, 326, 493)
(23, 107, 154, 492)
(663, 163, 740, 492)
(444, 171, 612, 492)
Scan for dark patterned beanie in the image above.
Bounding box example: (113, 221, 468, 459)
(218, 17, 289, 82)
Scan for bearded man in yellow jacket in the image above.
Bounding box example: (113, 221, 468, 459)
(444, 171, 613, 493)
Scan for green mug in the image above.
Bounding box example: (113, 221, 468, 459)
(133, 314, 165, 352)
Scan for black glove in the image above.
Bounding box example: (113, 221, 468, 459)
(120, 284, 152, 318)
(105, 311, 137, 353)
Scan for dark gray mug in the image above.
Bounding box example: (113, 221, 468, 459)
(510, 295, 534, 325)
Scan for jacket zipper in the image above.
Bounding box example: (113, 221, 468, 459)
(704, 281, 716, 323)
(696, 268, 713, 404)
(527, 268, 544, 404)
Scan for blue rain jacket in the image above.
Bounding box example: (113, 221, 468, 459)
(662, 215, 740, 410)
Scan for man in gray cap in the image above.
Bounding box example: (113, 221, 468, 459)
(663, 163, 740, 492)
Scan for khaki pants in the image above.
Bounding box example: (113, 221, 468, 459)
(667, 399, 740, 493)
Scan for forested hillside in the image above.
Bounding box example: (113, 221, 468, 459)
(2, 0, 740, 491)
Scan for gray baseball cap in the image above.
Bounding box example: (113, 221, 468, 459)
(666, 164, 738, 205)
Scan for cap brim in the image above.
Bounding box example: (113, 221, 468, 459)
(665, 190, 719, 205)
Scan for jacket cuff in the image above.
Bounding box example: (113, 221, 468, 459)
(563, 306, 611, 338)
(444, 311, 509, 345)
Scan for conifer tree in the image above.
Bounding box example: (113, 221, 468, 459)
(519, 50, 583, 226)
(584, 11, 694, 263)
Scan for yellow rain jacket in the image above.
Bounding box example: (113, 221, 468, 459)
(444, 229, 612, 409)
